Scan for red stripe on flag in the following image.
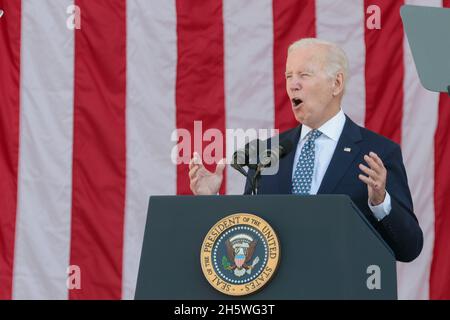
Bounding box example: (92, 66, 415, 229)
(175, 0, 226, 195)
(431, 0, 450, 298)
(364, 0, 404, 144)
(0, 0, 21, 300)
(70, 0, 127, 299)
(273, 0, 316, 132)
(432, 92, 450, 299)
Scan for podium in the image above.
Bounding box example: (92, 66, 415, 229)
(135, 195, 397, 300)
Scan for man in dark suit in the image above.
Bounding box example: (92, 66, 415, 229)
(189, 38, 423, 263)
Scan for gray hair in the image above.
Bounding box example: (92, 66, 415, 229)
(288, 38, 349, 84)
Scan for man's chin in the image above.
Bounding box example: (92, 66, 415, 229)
(293, 112, 305, 125)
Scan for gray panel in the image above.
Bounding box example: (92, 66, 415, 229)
(135, 195, 397, 300)
(401, 5, 450, 93)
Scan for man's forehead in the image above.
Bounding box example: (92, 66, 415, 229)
(286, 53, 323, 72)
(286, 44, 329, 70)
(289, 43, 329, 57)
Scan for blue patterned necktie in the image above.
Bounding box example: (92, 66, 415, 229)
(292, 129, 322, 195)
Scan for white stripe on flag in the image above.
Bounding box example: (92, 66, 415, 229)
(122, 0, 178, 300)
(223, 0, 275, 194)
(14, 0, 74, 299)
(315, 0, 366, 126)
(398, 0, 441, 300)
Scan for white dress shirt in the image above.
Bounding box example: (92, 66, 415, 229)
(292, 108, 391, 221)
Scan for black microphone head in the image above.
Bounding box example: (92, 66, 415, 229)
(232, 149, 246, 165)
(257, 140, 292, 169)
(231, 149, 248, 177)
(258, 140, 292, 168)
(245, 139, 263, 169)
(231, 138, 263, 171)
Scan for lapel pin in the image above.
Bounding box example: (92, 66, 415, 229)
(0, 10, 4, 18)
(344, 147, 351, 152)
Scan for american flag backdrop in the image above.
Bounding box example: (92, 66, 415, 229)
(1, 0, 450, 300)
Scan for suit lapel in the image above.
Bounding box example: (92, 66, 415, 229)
(317, 116, 362, 194)
(277, 125, 302, 194)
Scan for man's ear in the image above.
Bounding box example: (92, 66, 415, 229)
(332, 72, 345, 96)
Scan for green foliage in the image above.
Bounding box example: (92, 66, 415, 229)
(222, 256, 232, 270)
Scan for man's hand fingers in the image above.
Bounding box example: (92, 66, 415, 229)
(189, 157, 195, 170)
(360, 153, 387, 191)
(189, 152, 204, 170)
(364, 154, 382, 174)
(215, 158, 226, 175)
(369, 152, 385, 168)
(189, 165, 200, 180)
(190, 176, 199, 193)
(359, 163, 377, 179)
(358, 174, 377, 188)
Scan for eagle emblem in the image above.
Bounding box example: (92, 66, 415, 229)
(222, 233, 260, 277)
(201, 213, 280, 296)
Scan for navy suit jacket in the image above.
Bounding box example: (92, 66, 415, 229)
(244, 115, 423, 262)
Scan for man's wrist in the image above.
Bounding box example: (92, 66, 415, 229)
(370, 190, 386, 206)
(369, 191, 392, 221)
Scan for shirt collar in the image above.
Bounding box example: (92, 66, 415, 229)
(300, 108, 346, 142)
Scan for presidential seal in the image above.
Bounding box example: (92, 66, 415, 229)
(200, 213, 280, 296)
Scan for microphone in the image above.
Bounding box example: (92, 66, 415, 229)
(250, 140, 293, 195)
(231, 139, 263, 176)
(231, 139, 293, 187)
(257, 140, 293, 169)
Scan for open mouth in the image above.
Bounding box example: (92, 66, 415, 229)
(292, 98, 303, 107)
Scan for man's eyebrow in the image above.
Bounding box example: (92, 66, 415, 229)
(300, 67, 315, 74)
(285, 69, 314, 75)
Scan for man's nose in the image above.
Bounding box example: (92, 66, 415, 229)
(289, 77, 302, 93)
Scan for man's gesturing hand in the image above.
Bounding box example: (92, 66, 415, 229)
(189, 152, 226, 195)
(358, 152, 387, 206)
